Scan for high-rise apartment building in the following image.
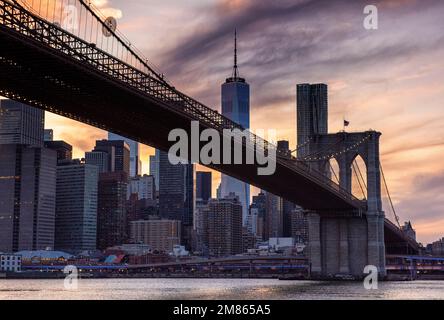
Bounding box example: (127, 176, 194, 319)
(204, 193, 243, 257)
(130, 219, 181, 253)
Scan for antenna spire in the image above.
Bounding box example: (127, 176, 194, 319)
(233, 29, 239, 79)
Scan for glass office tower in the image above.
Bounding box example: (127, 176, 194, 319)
(108, 132, 141, 177)
(219, 31, 250, 225)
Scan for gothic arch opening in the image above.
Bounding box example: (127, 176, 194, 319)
(328, 157, 340, 184)
(351, 154, 367, 200)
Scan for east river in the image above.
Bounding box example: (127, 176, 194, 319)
(1, 279, 444, 300)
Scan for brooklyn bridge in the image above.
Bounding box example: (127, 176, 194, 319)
(0, 0, 418, 278)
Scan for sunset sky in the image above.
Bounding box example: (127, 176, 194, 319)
(40, 0, 444, 243)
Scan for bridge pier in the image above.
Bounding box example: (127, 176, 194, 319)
(307, 212, 386, 279)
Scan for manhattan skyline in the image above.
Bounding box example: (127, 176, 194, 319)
(35, 0, 444, 243)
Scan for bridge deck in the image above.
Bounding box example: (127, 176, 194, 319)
(0, 0, 363, 212)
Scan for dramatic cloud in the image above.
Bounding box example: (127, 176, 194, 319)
(36, 0, 444, 243)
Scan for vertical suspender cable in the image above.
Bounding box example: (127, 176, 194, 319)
(380, 161, 401, 229)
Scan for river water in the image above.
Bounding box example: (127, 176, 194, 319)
(1, 279, 444, 300)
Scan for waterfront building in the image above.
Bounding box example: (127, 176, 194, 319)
(431, 238, 444, 256)
(130, 219, 181, 253)
(0, 254, 22, 272)
(204, 193, 243, 257)
(15, 250, 73, 264)
(401, 221, 416, 241)
(290, 206, 308, 244)
(242, 227, 256, 253)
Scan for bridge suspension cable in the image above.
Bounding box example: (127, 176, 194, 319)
(289, 136, 313, 155)
(328, 160, 340, 184)
(302, 133, 372, 161)
(351, 161, 366, 200)
(380, 161, 402, 229)
(1, 0, 366, 209)
(11, 0, 167, 83)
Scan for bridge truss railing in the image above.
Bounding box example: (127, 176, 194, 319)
(0, 0, 363, 208)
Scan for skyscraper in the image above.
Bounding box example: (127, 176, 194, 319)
(93, 139, 130, 175)
(249, 191, 266, 240)
(296, 83, 328, 157)
(128, 174, 155, 200)
(0, 99, 44, 146)
(196, 171, 212, 203)
(203, 193, 243, 257)
(265, 192, 283, 239)
(220, 30, 250, 224)
(44, 140, 73, 162)
(55, 159, 98, 252)
(158, 151, 194, 226)
(97, 171, 128, 250)
(44, 129, 53, 141)
(0, 145, 57, 252)
(149, 149, 160, 191)
(158, 150, 194, 248)
(290, 206, 308, 244)
(85, 150, 109, 173)
(277, 140, 295, 237)
(108, 132, 141, 177)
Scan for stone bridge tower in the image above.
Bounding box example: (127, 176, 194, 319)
(296, 83, 386, 278)
(304, 132, 386, 278)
